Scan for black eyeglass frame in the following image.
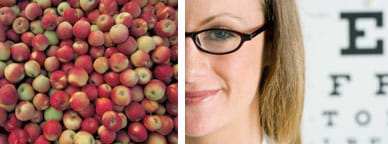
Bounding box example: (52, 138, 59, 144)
(185, 24, 269, 55)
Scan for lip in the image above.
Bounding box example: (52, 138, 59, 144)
(185, 89, 220, 105)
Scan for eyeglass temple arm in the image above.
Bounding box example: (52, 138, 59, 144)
(243, 24, 268, 40)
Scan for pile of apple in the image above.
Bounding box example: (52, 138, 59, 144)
(0, 0, 178, 143)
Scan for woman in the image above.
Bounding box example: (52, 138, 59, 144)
(185, 0, 304, 143)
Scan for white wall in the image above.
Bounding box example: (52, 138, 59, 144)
(298, 0, 388, 143)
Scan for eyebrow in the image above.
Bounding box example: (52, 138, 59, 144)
(198, 13, 242, 26)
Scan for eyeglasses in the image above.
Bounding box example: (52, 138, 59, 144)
(185, 24, 268, 55)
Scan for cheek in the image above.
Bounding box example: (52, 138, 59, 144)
(213, 40, 264, 106)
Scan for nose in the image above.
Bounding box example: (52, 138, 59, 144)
(185, 37, 210, 86)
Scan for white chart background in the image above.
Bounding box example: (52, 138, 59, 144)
(298, 0, 388, 143)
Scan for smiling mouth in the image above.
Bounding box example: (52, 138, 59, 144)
(185, 89, 220, 105)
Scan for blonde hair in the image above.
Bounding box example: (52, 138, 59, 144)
(258, 0, 304, 143)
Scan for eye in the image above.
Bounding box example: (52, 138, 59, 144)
(203, 29, 237, 41)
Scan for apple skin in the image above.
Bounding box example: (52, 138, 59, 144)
(0, 108, 7, 126)
(98, 125, 117, 144)
(63, 8, 79, 24)
(157, 115, 174, 135)
(166, 83, 178, 105)
(12, 17, 30, 34)
(95, 97, 113, 116)
(120, 69, 139, 87)
(56, 21, 73, 40)
(73, 131, 96, 144)
(111, 85, 131, 106)
(115, 12, 133, 28)
(0, 84, 18, 106)
(109, 52, 129, 72)
(75, 55, 94, 74)
(137, 35, 156, 53)
(81, 117, 99, 134)
(88, 30, 105, 47)
(25, 3, 42, 20)
(80, 0, 98, 12)
(101, 110, 122, 132)
(93, 57, 109, 74)
(69, 91, 90, 112)
(154, 64, 174, 83)
(154, 19, 177, 37)
(0, 42, 11, 61)
(8, 129, 29, 144)
(109, 24, 129, 44)
(117, 36, 137, 55)
(67, 67, 89, 87)
(73, 20, 91, 39)
(32, 75, 51, 93)
(141, 98, 159, 113)
(49, 70, 68, 90)
(96, 14, 115, 32)
(131, 85, 145, 102)
(143, 115, 162, 132)
(144, 79, 166, 101)
(41, 13, 57, 31)
(121, 1, 141, 18)
(131, 50, 151, 68)
(34, 135, 50, 144)
(130, 18, 148, 37)
(128, 122, 148, 142)
(32, 93, 49, 111)
(43, 120, 62, 141)
(56, 45, 75, 63)
(11, 42, 30, 62)
(125, 102, 146, 122)
(99, 0, 118, 15)
(15, 101, 36, 121)
(63, 110, 82, 130)
(147, 133, 168, 144)
(58, 129, 76, 144)
(50, 90, 70, 111)
(44, 106, 63, 121)
(0, 7, 16, 26)
(152, 45, 171, 64)
(24, 123, 41, 142)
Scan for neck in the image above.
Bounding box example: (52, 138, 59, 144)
(186, 97, 262, 144)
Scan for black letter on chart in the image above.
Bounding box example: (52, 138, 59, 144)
(322, 110, 338, 127)
(376, 74, 388, 95)
(355, 110, 371, 126)
(371, 138, 381, 144)
(341, 12, 383, 55)
(330, 74, 351, 96)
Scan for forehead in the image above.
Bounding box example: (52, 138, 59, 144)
(185, 0, 264, 29)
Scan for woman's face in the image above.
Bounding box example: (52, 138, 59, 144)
(186, 0, 266, 137)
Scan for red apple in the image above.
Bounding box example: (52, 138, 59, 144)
(8, 129, 28, 144)
(101, 110, 122, 132)
(73, 20, 90, 39)
(120, 69, 138, 87)
(111, 85, 131, 106)
(96, 14, 115, 32)
(63, 110, 82, 130)
(50, 90, 70, 111)
(144, 79, 166, 101)
(122, 1, 141, 18)
(130, 18, 148, 37)
(88, 30, 105, 47)
(41, 13, 57, 30)
(69, 91, 90, 112)
(95, 97, 113, 116)
(125, 102, 145, 122)
(109, 52, 129, 72)
(98, 125, 117, 143)
(154, 19, 176, 37)
(143, 115, 162, 132)
(58, 129, 76, 144)
(56, 21, 73, 40)
(25, 3, 42, 20)
(12, 17, 29, 34)
(32, 93, 49, 111)
(11, 42, 30, 62)
(128, 122, 148, 142)
(0, 84, 18, 106)
(67, 67, 89, 87)
(81, 117, 99, 134)
(109, 24, 129, 44)
(0, 7, 16, 26)
(43, 120, 62, 141)
(24, 123, 41, 142)
(15, 101, 36, 121)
